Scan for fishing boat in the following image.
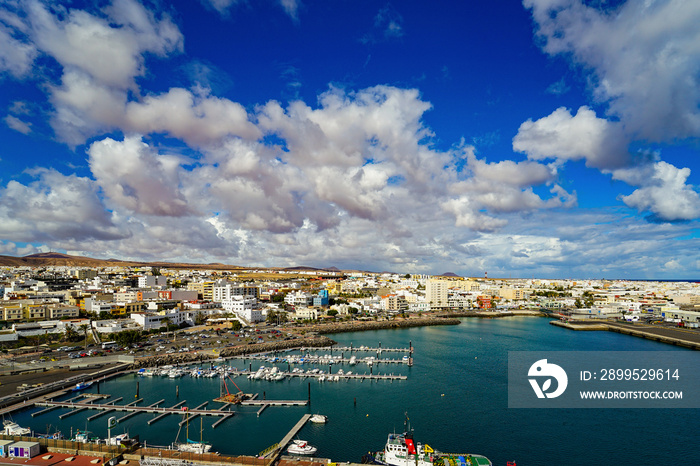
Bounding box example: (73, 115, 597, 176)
(72, 381, 93, 391)
(72, 430, 102, 444)
(310, 414, 327, 424)
(35, 430, 64, 440)
(362, 419, 491, 466)
(3, 420, 31, 436)
(287, 440, 317, 455)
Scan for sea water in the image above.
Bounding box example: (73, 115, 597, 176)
(14, 317, 700, 465)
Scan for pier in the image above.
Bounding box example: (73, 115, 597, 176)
(33, 400, 231, 418)
(32, 395, 307, 426)
(263, 414, 312, 460)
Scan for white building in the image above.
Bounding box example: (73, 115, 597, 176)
(294, 307, 318, 320)
(222, 296, 263, 323)
(213, 283, 260, 302)
(284, 291, 313, 307)
(91, 319, 141, 334)
(138, 275, 167, 288)
(130, 310, 191, 330)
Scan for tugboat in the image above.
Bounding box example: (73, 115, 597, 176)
(362, 417, 491, 466)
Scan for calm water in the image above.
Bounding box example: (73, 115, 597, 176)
(14, 317, 700, 465)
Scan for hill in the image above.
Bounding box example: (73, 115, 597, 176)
(0, 253, 344, 274)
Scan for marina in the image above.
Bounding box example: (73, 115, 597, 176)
(4, 322, 699, 465)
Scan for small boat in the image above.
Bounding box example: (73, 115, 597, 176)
(3, 420, 31, 436)
(35, 430, 63, 440)
(287, 440, 317, 455)
(72, 381, 93, 391)
(310, 414, 327, 424)
(106, 432, 130, 446)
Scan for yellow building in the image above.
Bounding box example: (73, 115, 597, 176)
(2, 305, 23, 322)
(23, 304, 47, 320)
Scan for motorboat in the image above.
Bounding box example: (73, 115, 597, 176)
(3, 420, 31, 436)
(106, 432, 130, 446)
(310, 414, 327, 424)
(287, 440, 317, 455)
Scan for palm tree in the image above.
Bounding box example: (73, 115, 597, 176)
(64, 326, 78, 342)
(79, 324, 89, 349)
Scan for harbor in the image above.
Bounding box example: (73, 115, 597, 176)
(2, 321, 698, 465)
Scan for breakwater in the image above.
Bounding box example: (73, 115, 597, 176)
(130, 335, 336, 368)
(304, 316, 461, 335)
(550, 320, 700, 350)
(439, 310, 547, 318)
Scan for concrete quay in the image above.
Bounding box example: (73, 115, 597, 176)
(550, 320, 700, 350)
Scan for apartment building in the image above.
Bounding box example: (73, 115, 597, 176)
(222, 296, 262, 323)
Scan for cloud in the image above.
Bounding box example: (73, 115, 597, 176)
(513, 106, 629, 170)
(375, 5, 404, 39)
(0, 168, 123, 242)
(546, 77, 569, 96)
(35, 85, 570, 265)
(124, 87, 261, 145)
(521, 1, 700, 223)
(4, 115, 31, 134)
(200, 0, 300, 20)
(279, 0, 300, 21)
(88, 136, 193, 217)
(616, 161, 700, 222)
(361, 4, 404, 44)
(26, 0, 182, 89)
(49, 74, 260, 146)
(524, 0, 700, 142)
(0, 23, 37, 78)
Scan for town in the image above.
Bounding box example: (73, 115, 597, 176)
(1, 260, 699, 361)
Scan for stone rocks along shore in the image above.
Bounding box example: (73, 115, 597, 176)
(305, 316, 461, 334)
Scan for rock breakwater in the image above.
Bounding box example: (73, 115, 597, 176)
(303, 316, 461, 335)
(130, 335, 335, 368)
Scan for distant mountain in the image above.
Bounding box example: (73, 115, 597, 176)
(0, 253, 131, 268)
(439, 272, 461, 277)
(281, 265, 340, 273)
(0, 253, 245, 270)
(0, 253, 347, 274)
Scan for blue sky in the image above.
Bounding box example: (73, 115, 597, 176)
(0, 0, 699, 279)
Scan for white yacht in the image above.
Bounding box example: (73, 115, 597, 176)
(3, 420, 30, 436)
(287, 440, 317, 455)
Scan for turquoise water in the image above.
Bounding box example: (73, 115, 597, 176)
(14, 317, 700, 465)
